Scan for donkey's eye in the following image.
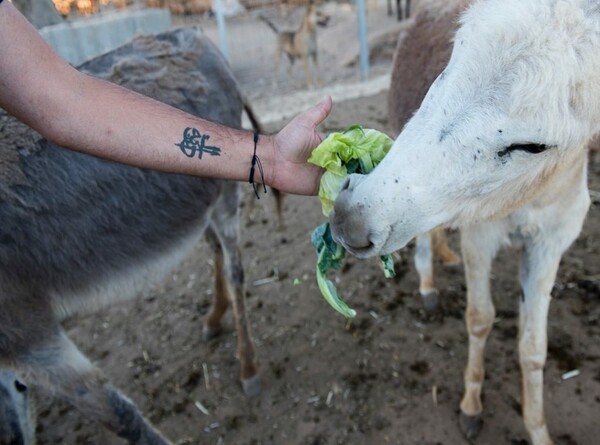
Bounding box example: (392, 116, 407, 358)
(509, 143, 548, 153)
(498, 143, 549, 157)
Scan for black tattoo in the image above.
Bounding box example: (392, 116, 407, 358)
(175, 128, 221, 159)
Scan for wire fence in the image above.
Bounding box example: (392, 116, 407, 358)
(44, 0, 411, 103)
(171, 0, 407, 102)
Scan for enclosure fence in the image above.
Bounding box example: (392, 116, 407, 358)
(43, 0, 409, 104)
(170, 0, 404, 102)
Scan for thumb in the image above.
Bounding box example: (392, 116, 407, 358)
(300, 96, 333, 128)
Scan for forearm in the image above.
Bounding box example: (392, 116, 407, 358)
(0, 1, 273, 185)
(0, 1, 331, 195)
(48, 72, 274, 183)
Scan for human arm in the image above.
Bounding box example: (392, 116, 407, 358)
(0, 1, 332, 195)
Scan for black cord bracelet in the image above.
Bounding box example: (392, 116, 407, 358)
(249, 131, 267, 199)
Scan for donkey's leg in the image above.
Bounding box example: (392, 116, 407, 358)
(205, 223, 261, 396)
(273, 43, 282, 88)
(303, 55, 313, 89)
(270, 188, 286, 230)
(406, 0, 411, 19)
(431, 227, 461, 266)
(458, 223, 499, 439)
(210, 188, 259, 398)
(518, 178, 589, 445)
(517, 246, 560, 445)
(312, 51, 321, 88)
(415, 228, 461, 311)
(414, 232, 439, 311)
(219, 233, 259, 398)
(203, 228, 230, 341)
(21, 331, 171, 445)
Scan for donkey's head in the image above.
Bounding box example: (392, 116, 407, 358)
(331, 0, 600, 257)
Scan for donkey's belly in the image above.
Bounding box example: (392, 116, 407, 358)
(50, 219, 210, 320)
(0, 143, 228, 318)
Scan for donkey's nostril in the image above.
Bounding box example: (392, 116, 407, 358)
(340, 177, 351, 192)
(14, 380, 27, 393)
(357, 233, 377, 250)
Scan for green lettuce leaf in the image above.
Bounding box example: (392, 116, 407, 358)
(308, 125, 394, 216)
(380, 254, 396, 279)
(311, 223, 355, 317)
(310, 125, 396, 318)
(318, 172, 347, 217)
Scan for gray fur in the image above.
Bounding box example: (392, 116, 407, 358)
(0, 27, 257, 444)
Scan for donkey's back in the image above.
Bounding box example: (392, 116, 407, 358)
(0, 27, 259, 445)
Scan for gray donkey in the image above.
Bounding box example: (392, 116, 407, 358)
(0, 27, 260, 445)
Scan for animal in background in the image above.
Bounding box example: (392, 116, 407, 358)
(387, 0, 468, 310)
(260, 0, 329, 88)
(387, 0, 411, 21)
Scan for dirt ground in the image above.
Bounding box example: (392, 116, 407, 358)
(8, 1, 597, 444)
(33, 89, 600, 445)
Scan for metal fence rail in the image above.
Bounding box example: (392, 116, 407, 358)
(172, 0, 406, 102)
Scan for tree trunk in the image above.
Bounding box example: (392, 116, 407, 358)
(12, 0, 63, 29)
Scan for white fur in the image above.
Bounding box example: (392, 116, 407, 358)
(332, 0, 597, 255)
(331, 1, 595, 444)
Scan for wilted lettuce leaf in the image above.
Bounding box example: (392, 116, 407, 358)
(318, 172, 346, 217)
(308, 125, 394, 217)
(380, 254, 396, 279)
(311, 223, 355, 318)
(310, 125, 396, 318)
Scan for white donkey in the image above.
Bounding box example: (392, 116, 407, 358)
(331, 1, 596, 444)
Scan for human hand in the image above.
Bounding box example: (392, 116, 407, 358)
(268, 96, 333, 195)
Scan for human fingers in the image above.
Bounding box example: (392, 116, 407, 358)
(317, 132, 328, 143)
(299, 95, 333, 128)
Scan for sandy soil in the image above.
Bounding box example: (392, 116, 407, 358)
(34, 91, 600, 445)
(10, 1, 597, 444)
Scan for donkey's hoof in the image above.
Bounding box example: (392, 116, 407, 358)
(420, 289, 440, 312)
(241, 375, 261, 399)
(202, 325, 222, 341)
(459, 411, 483, 441)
